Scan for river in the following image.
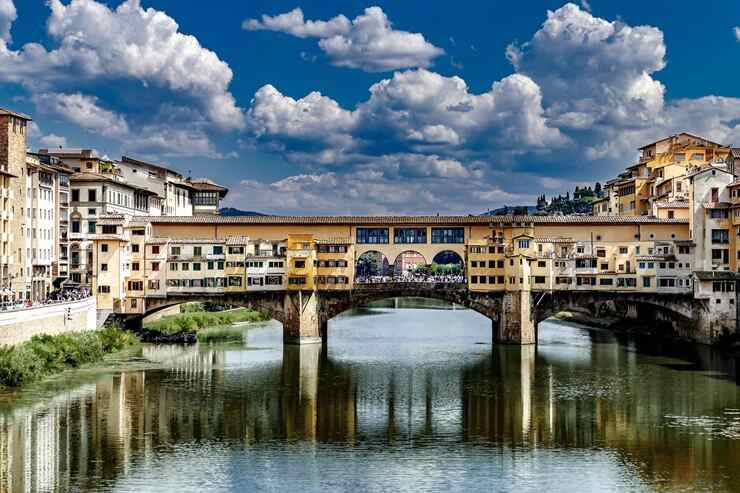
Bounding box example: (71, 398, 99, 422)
(1, 298, 740, 492)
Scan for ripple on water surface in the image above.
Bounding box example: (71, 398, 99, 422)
(1, 306, 740, 493)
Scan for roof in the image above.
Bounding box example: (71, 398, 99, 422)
(145, 237, 170, 244)
(534, 237, 575, 244)
(694, 271, 740, 281)
(225, 235, 250, 245)
(187, 178, 228, 197)
(137, 214, 689, 226)
(120, 155, 183, 178)
(655, 201, 689, 209)
(315, 237, 353, 245)
(167, 238, 226, 244)
(591, 197, 609, 203)
(39, 148, 99, 158)
(636, 256, 666, 261)
(702, 202, 731, 209)
(638, 132, 726, 150)
(686, 165, 733, 179)
(0, 169, 18, 179)
(731, 148, 740, 158)
(0, 108, 32, 121)
(70, 172, 157, 194)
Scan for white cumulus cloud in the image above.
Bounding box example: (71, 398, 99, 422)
(34, 92, 130, 138)
(0, 0, 15, 43)
(0, 0, 243, 141)
(244, 6, 443, 72)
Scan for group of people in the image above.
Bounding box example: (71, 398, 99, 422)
(355, 273, 466, 284)
(45, 288, 92, 304)
(0, 288, 92, 311)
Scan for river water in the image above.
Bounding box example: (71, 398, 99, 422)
(1, 298, 740, 492)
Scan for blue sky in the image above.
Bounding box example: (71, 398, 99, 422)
(3, 0, 740, 214)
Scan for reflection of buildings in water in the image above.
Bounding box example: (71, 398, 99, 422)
(4, 334, 740, 492)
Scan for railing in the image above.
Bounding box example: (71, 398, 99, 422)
(355, 275, 466, 284)
(0, 295, 93, 313)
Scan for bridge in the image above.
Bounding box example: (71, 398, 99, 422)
(95, 213, 734, 346)
(128, 282, 708, 345)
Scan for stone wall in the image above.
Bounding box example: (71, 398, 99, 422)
(0, 298, 97, 346)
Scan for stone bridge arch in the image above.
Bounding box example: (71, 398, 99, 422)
(534, 290, 704, 340)
(318, 284, 504, 338)
(125, 292, 289, 329)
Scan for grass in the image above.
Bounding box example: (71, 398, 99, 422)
(144, 308, 269, 337)
(0, 326, 139, 388)
(196, 326, 246, 343)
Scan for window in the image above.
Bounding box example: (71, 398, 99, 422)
(712, 281, 735, 292)
(288, 277, 307, 285)
(534, 276, 546, 284)
(148, 280, 160, 290)
(712, 249, 729, 264)
(213, 246, 223, 255)
(229, 246, 245, 254)
(518, 239, 530, 249)
(471, 275, 478, 284)
(192, 262, 201, 271)
(169, 262, 178, 271)
(152, 245, 160, 254)
(356, 228, 389, 244)
(294, 260, 306, 269)
(431, 228, 465, 244)
(537, 261, 546, 268)
(208, 261, 214, 270)
(619, 247, 628, 254)
(193, 246, 202, 257)
(101, 263, 108, 272)
(71, 189, 80, 202)
(88, 221, 96, 234)
(152, 262, 160, 271)
(88, 189, 96, 202)
(128, 281, 143, 291)
(131, 244, 140, 253)
(712, 229, 729, 244)
(643, 277, 651, 288)
(599, 278, 613, 286)
(101, 243, 108, 253)
(394, 228, 427, 244)
(97, 285, 110, 293)
(711, 187, 719, 202)
(102, 225, 116, 234)
(229, 276, 243, 287)
(596, 249, 606, 258)
(181, 262, 189, 271)
(710, 209, 729, 219)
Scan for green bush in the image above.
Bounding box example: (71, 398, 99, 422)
(0, 327, 139, 388)
(144, 308, 268, 336)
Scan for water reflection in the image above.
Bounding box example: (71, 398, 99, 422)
(1, 305, 740, 492)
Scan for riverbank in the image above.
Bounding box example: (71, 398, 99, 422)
(0, 326, 139, 388)
(139, 307, 269, 343)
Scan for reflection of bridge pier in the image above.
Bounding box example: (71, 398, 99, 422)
(281, 344, 321, 440)
(463, 345, 540, 444)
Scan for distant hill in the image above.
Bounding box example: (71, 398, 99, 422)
(482, 205, 539, 216)
(219, 207, 267, 217)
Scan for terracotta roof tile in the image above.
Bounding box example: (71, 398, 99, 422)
(137, 214, 688, 225)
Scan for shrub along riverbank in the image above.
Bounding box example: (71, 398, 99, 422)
(0, 327, 139, 388)
(141, 308, 269, 343)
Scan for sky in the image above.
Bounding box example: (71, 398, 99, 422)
(3, 0, 740, 215)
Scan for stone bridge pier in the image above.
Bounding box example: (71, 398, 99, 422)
(285, 284, 533, 346)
